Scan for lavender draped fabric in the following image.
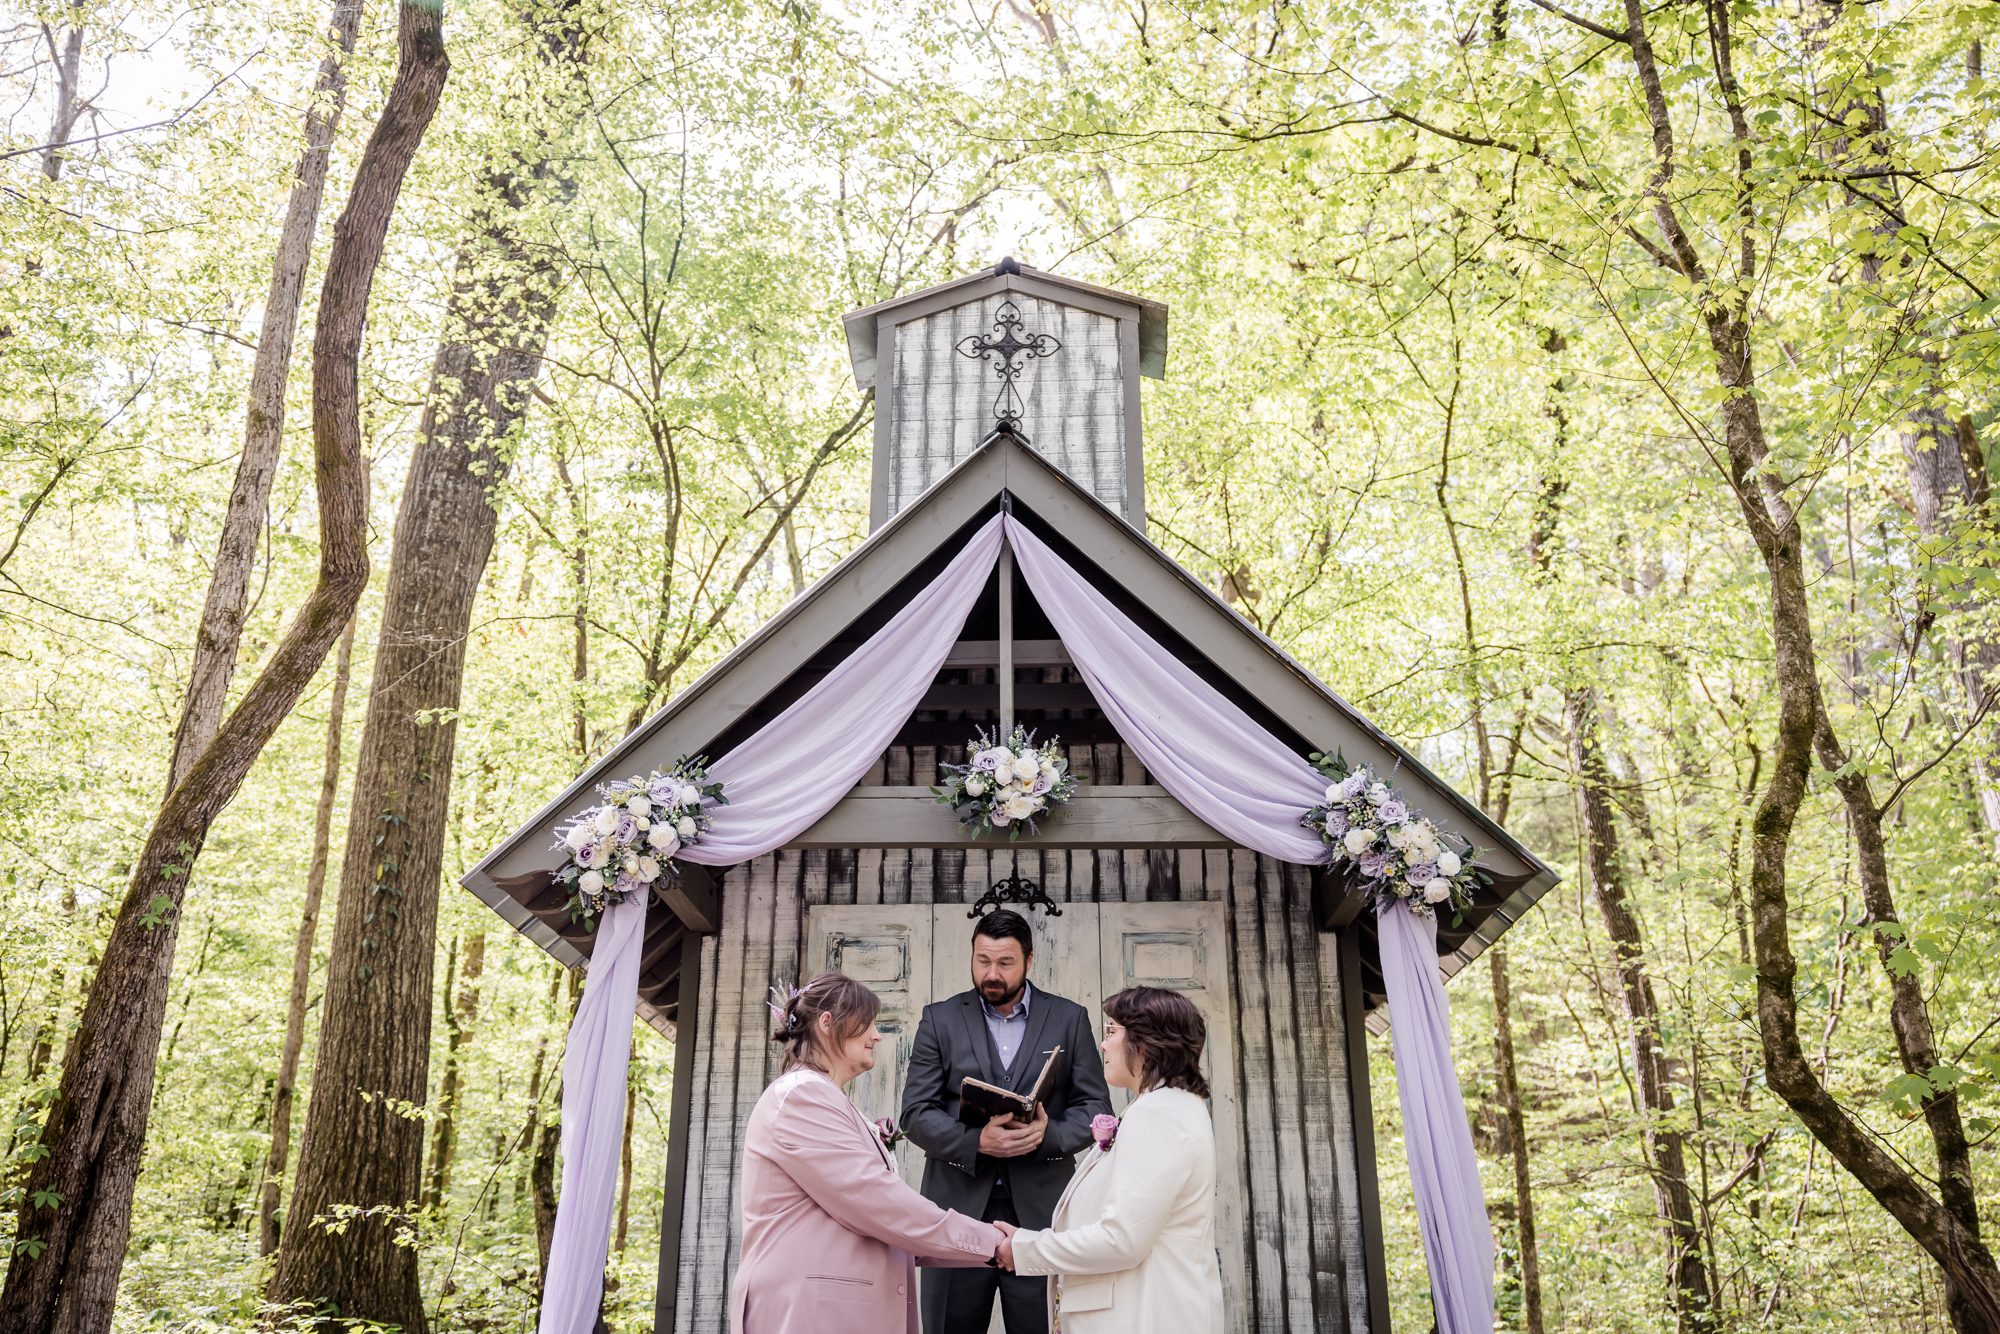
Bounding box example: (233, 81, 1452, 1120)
(1379, 901, 1497, 1334)
(536, 892, 647, 1334)
(999, 517, 1330, 864)
(537, 516, 1005, 1334)
(539, 510, 1495, 1334)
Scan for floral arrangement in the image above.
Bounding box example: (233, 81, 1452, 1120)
(1301, 752, 1486, 917)
(1091, 1112, 1120, 1151)
(933, 724, 1076, 839)
(874, 1116, 909, 1151)
(553, 757, 723, 918)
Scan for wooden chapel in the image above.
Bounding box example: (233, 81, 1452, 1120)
(464, 259, 1558, 1333)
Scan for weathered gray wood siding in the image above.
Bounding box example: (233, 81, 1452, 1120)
(670, 753, 1372, 1332)
(888, 295, 1129, 519)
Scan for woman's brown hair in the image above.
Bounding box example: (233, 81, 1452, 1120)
(770, 972, 881, 1071)
(1104, 986, 1210, 1098)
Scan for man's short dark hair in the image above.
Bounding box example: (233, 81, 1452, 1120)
(972, 908, 1034, 957)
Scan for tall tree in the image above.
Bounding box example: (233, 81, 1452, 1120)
(269, 5, 589, 1323)
(261, 614, 360, 1256)
(166, 0, 368, 792)
(0, 4, 447, 1326)
(1567, 686, 1713, 1328)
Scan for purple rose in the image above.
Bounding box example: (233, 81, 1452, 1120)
(1091, 1113, 1120, 1150)
(1322, 809, 1350, 837)
(1358, 851, 1390, 878)
(613, 811, 638, 844)
(1031, 770, 1054, 796)
(1379, 799, 1408, 824)
(648, 776, 678, 806)
(1405, 862, 1438, 885)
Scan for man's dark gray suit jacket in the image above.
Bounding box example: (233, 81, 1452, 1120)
(899, 988, 1112, 1229)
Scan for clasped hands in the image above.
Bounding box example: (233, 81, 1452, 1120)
(993, 1219, 1019, 1272)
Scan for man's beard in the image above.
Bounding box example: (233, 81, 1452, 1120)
(979, 977, 1025, 1008)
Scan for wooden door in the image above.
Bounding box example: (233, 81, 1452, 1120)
(805, 904, 934, 1183)
(1097, 901, 1244, 1332)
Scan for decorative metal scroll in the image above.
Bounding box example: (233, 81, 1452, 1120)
(955, 300, 1062, 428)
(967, 873, 1063, 918)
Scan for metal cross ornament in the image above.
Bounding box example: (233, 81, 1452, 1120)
(956, 300, 1062, 429)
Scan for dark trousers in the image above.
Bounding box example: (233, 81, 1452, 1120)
(921, 1193, 1049, 1334)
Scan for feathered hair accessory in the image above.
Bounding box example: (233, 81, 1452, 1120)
(768, 981, 805, 1034)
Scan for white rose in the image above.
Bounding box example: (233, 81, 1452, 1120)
(1324, 781, 1345, 804)
(1423, 876, 1452, 904)
(1411, 824, 1440, 860)
(1386, 824, 1412, 850)
(1005, 794, 1037, 819)
(1437, 850, 1462, 876)
(1366, 782, 1391, 806)
(638, 855, 661, 882)
(965, 776, 987, 797)
(1012, 754, 1038, 781)
(622, 853, 639, 875)
(679, 783, 701, 807)
(585, 842, 610, 869)
(593, 807, 619, 836)
(1039, 757, 1058, 777)
(1342, 828, 1373, 858)
(677, 815, 697, 838)
(652, 829, 681, 859)
(578, 869, 605, 897)
(627, 795, 651, 818)
(563, 823, 593, 854)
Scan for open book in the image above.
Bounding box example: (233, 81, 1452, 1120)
(958, 1045, 1063, 1127)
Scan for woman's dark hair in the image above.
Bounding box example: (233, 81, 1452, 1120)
(1104, 986, 1210, 1099)
(972, 908, 1035, 958)
(771, 972, 881, 1071)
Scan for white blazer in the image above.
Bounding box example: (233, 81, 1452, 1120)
(1007, 1087, 1225, 1334)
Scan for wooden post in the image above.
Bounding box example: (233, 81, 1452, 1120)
(998, 546, 1016, 735)
(652, 927, 704, 1333)
(1340, 926, 1393, 1333)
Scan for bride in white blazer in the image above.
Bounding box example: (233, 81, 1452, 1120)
(997, 986, 1226, 1334)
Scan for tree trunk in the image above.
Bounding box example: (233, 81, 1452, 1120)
(1609, 0, 2000, 1319)
(0, 8, 443, 1328)
(1813, 712, 1987, 1330)
(1566, 685, 1713, 1329)
(613, 1076, 637, 1255)
(165, 0, 367, 793)
(40, 1, 87, 183)
(531, 969, 578, 1290)
(425, 932, 486, 1208)
(270, 11, 586, 1324)
(261, 614, 359, 1257)
(1488, 948, 1544, 1334)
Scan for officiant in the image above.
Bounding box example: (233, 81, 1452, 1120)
(901, 909, 1112, 1334)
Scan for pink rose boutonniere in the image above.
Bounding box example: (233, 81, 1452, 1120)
(1091, 1113, 1120, 1151)
(875, 1116, 908, 1150)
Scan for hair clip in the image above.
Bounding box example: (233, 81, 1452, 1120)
(767, 980, 804, 1031)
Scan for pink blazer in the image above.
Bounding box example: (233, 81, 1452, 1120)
(730, 1068, 1002, 1334)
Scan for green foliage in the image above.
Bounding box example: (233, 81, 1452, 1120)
(3, 0, 1999, 1330)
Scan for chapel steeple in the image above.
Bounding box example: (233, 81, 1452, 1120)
(840, 258, 1168, 529)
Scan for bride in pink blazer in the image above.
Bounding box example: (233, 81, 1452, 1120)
(731, 972, 1005, 1334)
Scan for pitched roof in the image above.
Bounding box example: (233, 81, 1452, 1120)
(462, 431, 1559, 1027)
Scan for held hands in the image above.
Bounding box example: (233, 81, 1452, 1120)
(978, 1104, 1049, 1159)
(993, 1220, 1018, 1273)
